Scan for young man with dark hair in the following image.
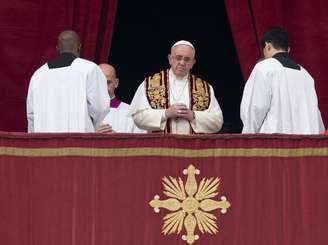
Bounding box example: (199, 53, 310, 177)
(240, 26, 325, 134)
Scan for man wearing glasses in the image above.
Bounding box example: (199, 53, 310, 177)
(129, 40, 223, 134)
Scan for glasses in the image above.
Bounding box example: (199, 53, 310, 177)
(173, 55, 193, 63)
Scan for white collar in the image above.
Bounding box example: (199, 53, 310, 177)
(169, 68, 188, 82)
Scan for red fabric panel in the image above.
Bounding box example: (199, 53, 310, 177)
(224, 0, 261, 79)
(225, 0, 328, 126)
(1, 133, 328, 245)
(0, 0, 117, 132)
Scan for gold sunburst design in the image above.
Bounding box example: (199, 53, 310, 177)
(149, 164, 231, 244)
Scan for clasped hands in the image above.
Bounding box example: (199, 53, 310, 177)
(96, 123, 116, 133)
(165, 103, 194, 122)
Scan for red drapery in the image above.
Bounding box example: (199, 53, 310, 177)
(1, 132, 328, 245)
(0, 0, 117, 132)
(224, 0, 328, 126)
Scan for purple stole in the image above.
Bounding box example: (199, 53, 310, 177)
(145, 69, 211, 133)
(110, 97, 121, 108)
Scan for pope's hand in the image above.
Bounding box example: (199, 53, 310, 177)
(165, 103, 194, 121)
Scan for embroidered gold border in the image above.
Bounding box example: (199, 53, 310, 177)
(145, 70, 211, 112)
(1, 146, 327, 158)
(191, 76, 210, 111)
(145, 71, 167, 109)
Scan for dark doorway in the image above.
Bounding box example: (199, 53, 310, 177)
(109, 1, 244, 133)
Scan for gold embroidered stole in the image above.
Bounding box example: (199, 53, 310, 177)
(145, 70, 211, 133)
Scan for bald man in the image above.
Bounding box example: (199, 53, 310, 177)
(27, 30, 110, 132)
(96, 64, 145, 133)
(129, 40, 223, 134)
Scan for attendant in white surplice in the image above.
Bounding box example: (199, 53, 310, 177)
(129, 40, 223, 134)
(241, 26, 325, 134)
(96, 64, 145, 133)
(26, 30, 110, 133)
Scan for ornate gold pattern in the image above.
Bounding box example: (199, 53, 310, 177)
(145, 70, 210, 111)
(192, 77, 210, 111)
(149, 164, 231, 244)
(146, 72, 167, 109)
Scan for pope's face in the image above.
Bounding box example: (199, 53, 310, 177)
(168, 45, 196, 78)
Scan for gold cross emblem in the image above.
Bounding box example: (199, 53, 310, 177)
(149, 164, 231, 244)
